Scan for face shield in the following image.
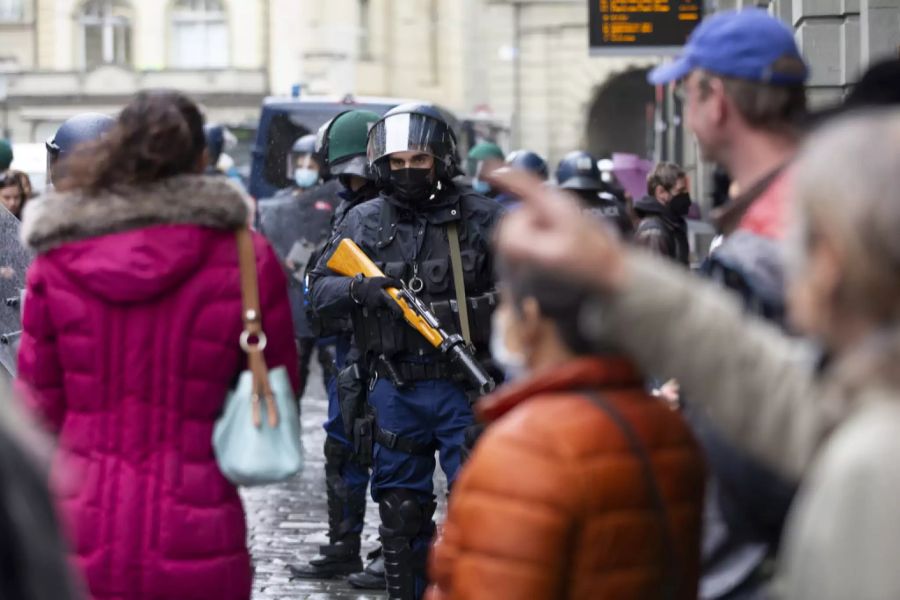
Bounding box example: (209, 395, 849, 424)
(367, 112, 456, 168)
(287, 152, 319, 174)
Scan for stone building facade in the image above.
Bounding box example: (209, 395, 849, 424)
(1, 0, 897, 173)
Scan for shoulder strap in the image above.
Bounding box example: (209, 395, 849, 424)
(582, 391, 679, 600)
(446, 221, 471, 344)
(236, 228, 279, 429)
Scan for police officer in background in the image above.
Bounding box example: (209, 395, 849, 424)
(309, 104, 502, 600)
(258, 134, 342, 398)
(556, 150, 633, 237)
(465, 141, 505, 197)
(45, 113, 115, 187)
(493, 149, 549, 209)
(287, 111, 387, 586)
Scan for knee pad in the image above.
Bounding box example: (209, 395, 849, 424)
(379, 489, 435, 539)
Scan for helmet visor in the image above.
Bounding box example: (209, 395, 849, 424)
(367, 113, 456, 166)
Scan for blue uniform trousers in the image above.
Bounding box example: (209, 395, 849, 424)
(368, 377, 474, 597)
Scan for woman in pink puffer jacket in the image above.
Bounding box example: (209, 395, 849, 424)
(16, 90, 298, 600)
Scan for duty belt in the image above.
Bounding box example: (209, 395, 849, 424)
(374, 359, 455, 383)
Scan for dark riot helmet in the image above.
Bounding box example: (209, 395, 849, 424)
(46, 113, 115, 160)
(46, 112, 115, 185)
(556, 150, 602, 191)
(366, 103, 461, 187)
(292, 133, 318, 157)
(506, 149, 549, 180)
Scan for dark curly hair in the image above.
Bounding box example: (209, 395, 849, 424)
(57, 90, 206, 193)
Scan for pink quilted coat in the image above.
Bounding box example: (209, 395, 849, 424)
(16, 175, 299, 600)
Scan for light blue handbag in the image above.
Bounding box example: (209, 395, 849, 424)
(213, 229, 304, 486)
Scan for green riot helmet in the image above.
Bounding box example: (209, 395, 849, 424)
(466, 141, 504, 178)
(324, 109, 381, 180)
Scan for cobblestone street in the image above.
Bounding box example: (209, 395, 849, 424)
(241, 362, 447, 599)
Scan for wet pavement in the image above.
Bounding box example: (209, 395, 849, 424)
(241, 361, 447, 599)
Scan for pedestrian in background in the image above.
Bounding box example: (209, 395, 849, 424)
(634, 162, 692, 265)
(11, 169, 35, 200)
(645, 10, 810, 598)
(16, 89, 298, 600)
(0, 171, 27, 219)
(427, 264, 704, 600)
(492, 108, 900, 600)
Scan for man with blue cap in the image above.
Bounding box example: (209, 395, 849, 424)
(648, 9, 809, 600)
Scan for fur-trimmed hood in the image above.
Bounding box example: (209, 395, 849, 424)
(22, 175, 250, 253)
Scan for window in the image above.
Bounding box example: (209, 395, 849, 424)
(0, 0, 25, 22)
(80, 0, 132, 69)
(171, 0, 228, 69)
(358, 0, 371, 60)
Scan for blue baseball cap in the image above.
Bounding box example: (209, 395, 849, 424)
(648, 9, 808, 86)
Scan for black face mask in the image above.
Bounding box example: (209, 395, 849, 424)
(389, 168, 435, 203)
(670, 192, 692, 217)
(339, 176, 376, 204)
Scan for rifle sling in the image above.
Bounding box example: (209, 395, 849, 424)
(446, 222, 471, 344)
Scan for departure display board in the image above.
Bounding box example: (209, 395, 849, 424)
(589, 0, 703, 55)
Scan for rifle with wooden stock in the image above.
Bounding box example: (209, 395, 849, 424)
(327, 238, 496, 395)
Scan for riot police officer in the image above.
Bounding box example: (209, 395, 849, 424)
(309, 104, 501, 600)
(3, 114, 113, 381)
(287, 110, 386, 584)
(257, 134, 342, 398)
(45, 113, 115, 187)
(494, 149, 549, 208)
(465, 141, 505, 197)
(556, 150, 634, 237)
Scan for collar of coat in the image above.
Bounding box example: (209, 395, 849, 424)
(476, 356, 643, 423)
(21, 174, 250, 254)
(381, 182, 464, 225)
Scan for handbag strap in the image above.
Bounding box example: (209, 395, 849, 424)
(582, 391, 679, 600)
(236, 228, 279, 428)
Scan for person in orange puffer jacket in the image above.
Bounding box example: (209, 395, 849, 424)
(426, 265, 705, 600)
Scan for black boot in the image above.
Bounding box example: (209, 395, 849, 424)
(378, 490, 436, 600)
(288, 439, 366, 579)
(347, 546, 386, 589)
(288, 537, 363, 579)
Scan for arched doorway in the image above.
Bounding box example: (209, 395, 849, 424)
(586, 68, 655, 160)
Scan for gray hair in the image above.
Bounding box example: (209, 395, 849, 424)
(791, 108, 900, 325)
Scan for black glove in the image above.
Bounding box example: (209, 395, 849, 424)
(350, 275, 402, 310)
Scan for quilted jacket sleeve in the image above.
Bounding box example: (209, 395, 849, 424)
(15, 261, 66, 435)
(427, 419, 581, 600)
(254, 233, 301, 394)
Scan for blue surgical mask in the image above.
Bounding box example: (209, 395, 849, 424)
(472, 178, 492, 195)
(294, 168, 319, 189)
